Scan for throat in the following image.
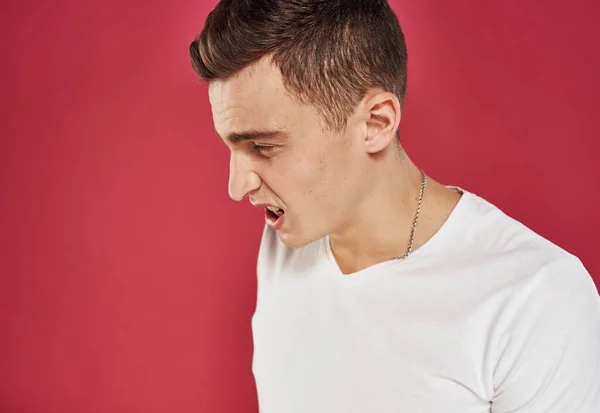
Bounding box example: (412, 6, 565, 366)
(329, 239, 401, 275)
(328, 180, 464, 275)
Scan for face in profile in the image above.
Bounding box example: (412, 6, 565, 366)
(208, 57, 375, 249)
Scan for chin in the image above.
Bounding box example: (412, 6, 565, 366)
(277, 229, 320, 249)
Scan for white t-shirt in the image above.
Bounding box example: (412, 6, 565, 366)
(252, 187, 600, 413)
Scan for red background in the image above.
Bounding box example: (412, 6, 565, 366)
(1, 0, 598, 412)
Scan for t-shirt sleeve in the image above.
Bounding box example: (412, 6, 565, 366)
(491, 257, 600, 412)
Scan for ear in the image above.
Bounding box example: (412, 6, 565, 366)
(361, 90, 401, 153)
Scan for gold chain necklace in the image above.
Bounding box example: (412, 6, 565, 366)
(390, 168, 427, 260)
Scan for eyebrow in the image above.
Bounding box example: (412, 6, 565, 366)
(215, 129, 285, 144)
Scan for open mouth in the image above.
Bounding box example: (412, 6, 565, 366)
(266, 207, 284, 221)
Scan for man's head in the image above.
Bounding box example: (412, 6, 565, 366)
(190, 0, 409, 248)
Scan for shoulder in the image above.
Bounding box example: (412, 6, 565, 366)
(454, 189, 581, 268)
(445, 189, 598, 310)
(458, 191, 600, 367)
(489, 253, 600, 411)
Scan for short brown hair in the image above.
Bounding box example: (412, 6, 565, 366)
(189, 0, 408, 132)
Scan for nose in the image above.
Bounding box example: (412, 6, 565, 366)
(228, 150, 261, 201)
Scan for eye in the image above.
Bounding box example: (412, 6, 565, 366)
(250, 143, 275, 155)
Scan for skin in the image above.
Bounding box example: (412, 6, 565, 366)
(208, 56, 462, 275)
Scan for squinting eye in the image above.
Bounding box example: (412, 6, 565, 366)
(250, 143, 275, 155)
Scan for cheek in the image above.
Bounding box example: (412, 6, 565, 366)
(290, 159, 343, 215)
(275, 138, 353, 211)
(265, 157, 325, 215)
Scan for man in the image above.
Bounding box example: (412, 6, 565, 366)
(189, 0, 600, 411)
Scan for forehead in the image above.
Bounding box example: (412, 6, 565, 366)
(208, 60, 303, 133)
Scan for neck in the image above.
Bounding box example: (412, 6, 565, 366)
(328, 147, 458, 275)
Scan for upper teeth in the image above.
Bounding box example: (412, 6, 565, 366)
(267, 206, 282, 215)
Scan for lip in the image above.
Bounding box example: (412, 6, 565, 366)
(251, 202, 284, 213)
(265, 208, 285, 230)
(251, 202, 285, 230)
(251, 203, 276, 209)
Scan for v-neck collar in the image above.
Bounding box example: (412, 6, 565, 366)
(321, 187, 471, 287)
